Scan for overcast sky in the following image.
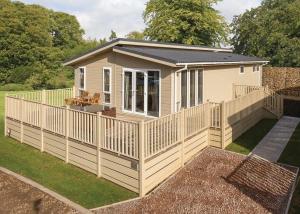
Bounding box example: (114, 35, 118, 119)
(18, 0, 262, 40)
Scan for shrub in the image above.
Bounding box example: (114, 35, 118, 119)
(0, 83, 33, 91)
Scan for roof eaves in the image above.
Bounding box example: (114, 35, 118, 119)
(176, 61, 269, 66)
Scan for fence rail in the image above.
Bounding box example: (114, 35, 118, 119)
(233, 84, 262, 99)
(7, 88, 73, 107)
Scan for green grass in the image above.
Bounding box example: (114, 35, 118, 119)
(0, 92, 137, 208)
(279, 123, 300, 214)
(226, 119, 277, 155)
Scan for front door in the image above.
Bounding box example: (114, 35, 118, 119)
(123, 69, 160, 117)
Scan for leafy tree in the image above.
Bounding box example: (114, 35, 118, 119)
(0, 0, 87, 89)
(143, 0, 228, 46)
(231, 0, 300, 67)
(126, 31, 145, 40)
(109, 30, 117, 41)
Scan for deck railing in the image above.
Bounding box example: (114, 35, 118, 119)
(233, 84, 262, 99)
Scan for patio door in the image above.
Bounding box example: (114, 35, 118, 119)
(123, 69, 160, 117)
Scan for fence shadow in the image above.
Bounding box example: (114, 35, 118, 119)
(223, 155, 296, 213)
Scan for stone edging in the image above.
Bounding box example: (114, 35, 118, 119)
(0, 167, 91, 214)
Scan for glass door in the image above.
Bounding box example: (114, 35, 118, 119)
(135, 72, 145, 114)
(147, 71, 160, 117)
(123, 71, 133, 111)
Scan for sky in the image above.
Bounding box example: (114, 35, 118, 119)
(18, 0, 262, 40)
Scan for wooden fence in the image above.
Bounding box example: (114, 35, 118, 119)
(4, 85, 283, 197)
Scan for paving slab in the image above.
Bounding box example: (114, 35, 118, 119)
(251, 116, 300, 162)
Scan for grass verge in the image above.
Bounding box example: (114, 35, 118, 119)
(225, 119, 277, 155)
(0, 92, 137, 208)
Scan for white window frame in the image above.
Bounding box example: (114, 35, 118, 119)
(103, 67, 112, 104)
(240, 66, 245, 74)
(121, 68, 161, 118)
(78, 66, 86, 93)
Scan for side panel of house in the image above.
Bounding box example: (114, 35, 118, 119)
(44, 132, 66, 160)
(73, 51, 173, 116)
(203, 65, 261, 102)
(100, 151, 139, 193)
(114, 53, 173, 116)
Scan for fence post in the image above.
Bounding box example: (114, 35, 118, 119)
(180, 110, 185, 167)
(40, 103, 44, 152)
(4, 94, 7, 136)
(72, 86, 76, 98)
(139, 120, 145, 197)
(97, 112, 102, 177)
(221, 101, 226, 149)
(65, 106, 70, 163)
(20, 98, 24, 144)
(42, 89, 46, 104)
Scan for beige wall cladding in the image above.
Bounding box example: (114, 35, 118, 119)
(224, 108, 265, 147)
(68, 140, 97, 174)
(183, 130, 208, 163)
(203, 65, 261, 102)
(144, 144, 181, 193)
(209, 128, 222, 148)
(22, 124, 41, 149)
(6, 118, 21, 141)
(74, 51, 173, 116)
(44, 132, 66, 160)
(100, 151, 139, 193)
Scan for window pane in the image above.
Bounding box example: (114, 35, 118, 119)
(181, 71, 187, 108)
(124, 72, 132, 111)
(136, 72, 145, 113)
(190, 70, 195, 107)
(104, 69, 110, 92)
(240, 66, 244, 73)
(148, 71, 160, 117)
(104, 93, 110, 103)
(80, 68, 85, 89)
(198, 70, 203, 104)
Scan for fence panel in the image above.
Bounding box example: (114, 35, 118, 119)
(184, 103, 210, 138)
(23, 100, 41, 127)
(233, 84, 262, 99)
(6, 96, 22, 121)
(7, 91, 43, 103)
(210, 103, 221, 128)
(101, 116, 139, 159)
(46, 88, 73, 106)
(144, 113, 181, 159)
(44, 105, 66, 136)
(225, 88, 265, 125)
(68, 109, 97, 145)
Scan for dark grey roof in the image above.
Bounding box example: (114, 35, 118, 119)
(114, 46, 267, 64)
(63, 38, 232, 65)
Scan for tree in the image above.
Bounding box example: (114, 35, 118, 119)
(0, 0, 87, 89)
(109, 30, 117, 41)
(143, 0, 228, 46)
(231, 0, 300, 67)
(126, 31, 145, 40)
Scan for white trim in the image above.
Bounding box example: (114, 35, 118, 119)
(78, 66, 86, 92)
(121, 68, 161, 117)
(103, 67, 112, 105)
(113, 48, 177, 67)
(176, 61, 269, 66)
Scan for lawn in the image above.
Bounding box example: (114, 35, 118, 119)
(0, 92, 137, 208)
(226, 119, 277, 155)
(279, 123, 300, 214)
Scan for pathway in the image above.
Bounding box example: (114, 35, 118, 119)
(251, 116, 300, 162)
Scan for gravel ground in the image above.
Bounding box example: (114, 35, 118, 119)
(0, 171, 78, 214)
(94, 147, 297, 214)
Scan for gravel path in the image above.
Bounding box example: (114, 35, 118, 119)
(0, 170, 78, 214)
(94, 147, 297, 214)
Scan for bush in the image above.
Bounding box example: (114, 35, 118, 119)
(0, 84, 33, 91)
